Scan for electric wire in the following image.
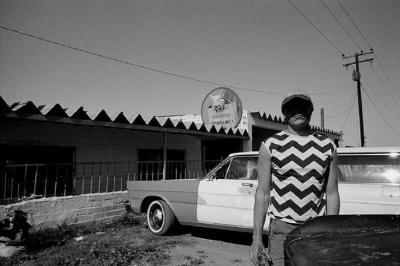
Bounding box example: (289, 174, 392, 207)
(336, 0, 372, 49)
(362, 71, 400, 118)
(0, 25, 280, 95)
(361, 83, 400, 139)
(284, 0, 344, 56)
(0, 25, 349, 97)
(326, 92, 356, 118)
(337, 1, 399, 95)
(310, 89, 347, 95)
(373, 55, 400, 95)
(340, 92, 357, 133)
(320, 0, 363, 51)
(370, 64, 397, 100)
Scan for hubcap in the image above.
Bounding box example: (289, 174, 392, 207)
(149, 205, 164, 230)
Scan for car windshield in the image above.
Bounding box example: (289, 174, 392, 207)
(338, 153, 400, 184)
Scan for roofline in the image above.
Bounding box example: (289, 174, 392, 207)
(0, 96, 249, 139)
(250, 111, 342, 137)
(1, 115, 249, 139)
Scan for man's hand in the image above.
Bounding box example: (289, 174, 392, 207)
(250, 240, 270, 265)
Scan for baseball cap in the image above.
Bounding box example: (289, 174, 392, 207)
(281, 90, 314, 113)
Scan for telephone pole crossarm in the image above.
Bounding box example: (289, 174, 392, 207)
(343, 58, 373, 68)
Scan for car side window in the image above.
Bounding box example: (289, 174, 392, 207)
(214, 161, 229, 179)
(338, 153, 400, 183)
(226, 157, 258, 180)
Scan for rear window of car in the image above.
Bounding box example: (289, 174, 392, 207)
(338, 153, 400, 184)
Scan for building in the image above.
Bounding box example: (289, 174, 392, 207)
(0, 96, 341, 201)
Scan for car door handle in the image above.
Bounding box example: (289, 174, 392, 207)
(241, 183, 254, 187)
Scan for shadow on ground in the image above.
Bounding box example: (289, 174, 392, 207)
(176, 225, 268, 246)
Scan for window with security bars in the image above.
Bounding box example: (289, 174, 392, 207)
(137, 149, 186, 180)
(1, 145, 75, 201)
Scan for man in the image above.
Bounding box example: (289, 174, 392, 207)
(250, 91, 340, 266)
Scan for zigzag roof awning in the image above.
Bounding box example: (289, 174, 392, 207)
(250, 111, 341, 137)
(0, 96, 249, 139)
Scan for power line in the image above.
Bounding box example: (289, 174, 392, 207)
(361, 83, 400, 140)
(373, 55, 400, 95)
(284, 0, 344, 56)
(362, 72, 400, 118)
(326, 92, 356, 118)
(0, 25, 281, 95)
(337, 0, 372, 49)
(320, 0, 363, 51)
(340, 92, 357, 132)
(337, 0, 399, 94)
(370, 64, 398, 100)
(310, 89, 348, 95)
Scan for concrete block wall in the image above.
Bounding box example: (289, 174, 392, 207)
(0, 191, 128, 229)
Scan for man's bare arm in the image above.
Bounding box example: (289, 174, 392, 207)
(250, 143, 272, 264)
(326, 150, 340, 215)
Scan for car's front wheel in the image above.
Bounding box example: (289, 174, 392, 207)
(146, 200, 175, 235)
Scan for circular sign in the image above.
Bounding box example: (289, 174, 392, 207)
(201, 87, 243, 128)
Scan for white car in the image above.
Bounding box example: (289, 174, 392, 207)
(337, 147, 400, 214)
(127, 147, 400, 235)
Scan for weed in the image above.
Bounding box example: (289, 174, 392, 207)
(0, 214, 181, 266)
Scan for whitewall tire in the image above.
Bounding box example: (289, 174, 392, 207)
(146, 200, 175, 235)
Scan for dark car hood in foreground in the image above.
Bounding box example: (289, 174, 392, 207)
(285, 215, 400, 266)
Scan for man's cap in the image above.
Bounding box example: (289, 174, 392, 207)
(281, 90, 314, 113)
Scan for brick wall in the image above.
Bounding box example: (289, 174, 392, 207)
(0, 191, 128, 229)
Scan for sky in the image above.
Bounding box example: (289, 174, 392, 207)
(1, 0, 399, 147)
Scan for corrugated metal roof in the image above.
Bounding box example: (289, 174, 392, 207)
(0, 96, 249, 138)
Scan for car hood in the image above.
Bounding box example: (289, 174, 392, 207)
(285, 215, 400, 265)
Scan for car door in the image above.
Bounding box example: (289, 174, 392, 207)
(338, 151, 400, 214)
(197, 155, 270, 230)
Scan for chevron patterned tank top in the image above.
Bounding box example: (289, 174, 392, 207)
(263, 131, 336, 224)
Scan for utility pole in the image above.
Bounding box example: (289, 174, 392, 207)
(343, 50, 374, 147)
(320, 108, 324, 128)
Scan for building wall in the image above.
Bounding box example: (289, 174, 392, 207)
(1, 119, 202, 164)
(1, 119, 203, 195)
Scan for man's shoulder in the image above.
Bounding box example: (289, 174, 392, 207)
(267, 131, 288, 141)
(312, 132, 334, 142)
(262, 131, 288, 147)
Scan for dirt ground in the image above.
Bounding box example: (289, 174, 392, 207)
(0, 215, 261, 266)
(163, 227, 257, 266)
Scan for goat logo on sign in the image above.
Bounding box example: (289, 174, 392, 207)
(201, 87, 243, 128)
(209, 94, 232, 112)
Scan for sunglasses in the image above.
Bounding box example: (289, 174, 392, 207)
(283, 99, 313, 114)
